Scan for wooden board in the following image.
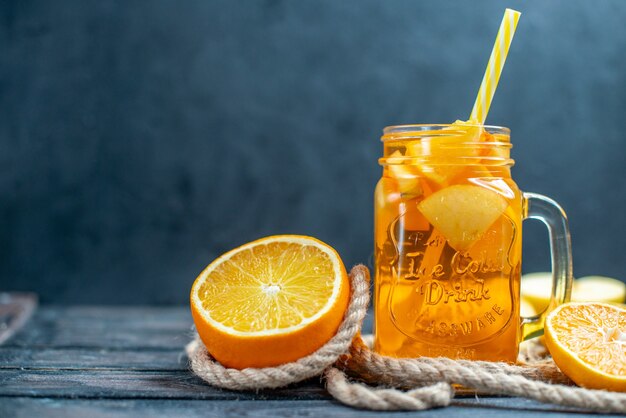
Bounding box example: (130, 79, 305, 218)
(0, 397, 596, 418)
(0, 306, 611, 417)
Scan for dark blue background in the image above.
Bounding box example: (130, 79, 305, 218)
(1, 0, 625, 304)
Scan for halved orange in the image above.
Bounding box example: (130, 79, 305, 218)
(190, 235, 350, 369)
(545, 302, 626, 391)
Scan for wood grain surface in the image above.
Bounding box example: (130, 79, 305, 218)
(0, 306, 610, 417)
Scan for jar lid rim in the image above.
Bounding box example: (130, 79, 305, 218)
(382, 124, 510, 136)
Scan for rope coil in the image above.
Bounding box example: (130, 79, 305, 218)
(186, 264, 370, 390)
(186, 265, 626, 413)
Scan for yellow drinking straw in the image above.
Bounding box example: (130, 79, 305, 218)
(469, 8, 521, 123)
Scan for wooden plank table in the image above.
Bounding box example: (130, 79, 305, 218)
(0, 306, 611, 417)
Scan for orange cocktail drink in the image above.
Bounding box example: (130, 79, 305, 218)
(373, 9, 572, 363)
(374, 124, 523, 362)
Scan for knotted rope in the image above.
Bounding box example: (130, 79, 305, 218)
(187, 265, 626, 413)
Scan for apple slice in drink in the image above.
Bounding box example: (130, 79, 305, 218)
(386, 150, 423, 197)
(417, 184, 508, 252)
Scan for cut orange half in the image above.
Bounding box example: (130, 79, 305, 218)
(190, 235, 350, 369)
(545, 302, 626, 392)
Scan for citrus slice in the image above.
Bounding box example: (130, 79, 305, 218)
(386, 150, 423, 196)
(545, 302, 626, 391)
(521, 273, 626, 314)
(417, 184, 508, 252)
(520, 296, 538, 317)
(574, 276, 626, 304)
(405, 121, 484, 185)
(190, 235, 350, 369)
(520, 272, 553, 313)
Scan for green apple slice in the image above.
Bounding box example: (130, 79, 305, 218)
(417, 185, 507, 252)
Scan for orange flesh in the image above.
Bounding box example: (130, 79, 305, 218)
(197, 242, 335, 332)
(190, 236, 350, 369)
(549, 304, 626, 376)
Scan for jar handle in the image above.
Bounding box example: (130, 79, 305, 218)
(520, 192, 573, 340)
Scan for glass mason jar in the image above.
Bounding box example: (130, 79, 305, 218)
(373, 124, 573, 362)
